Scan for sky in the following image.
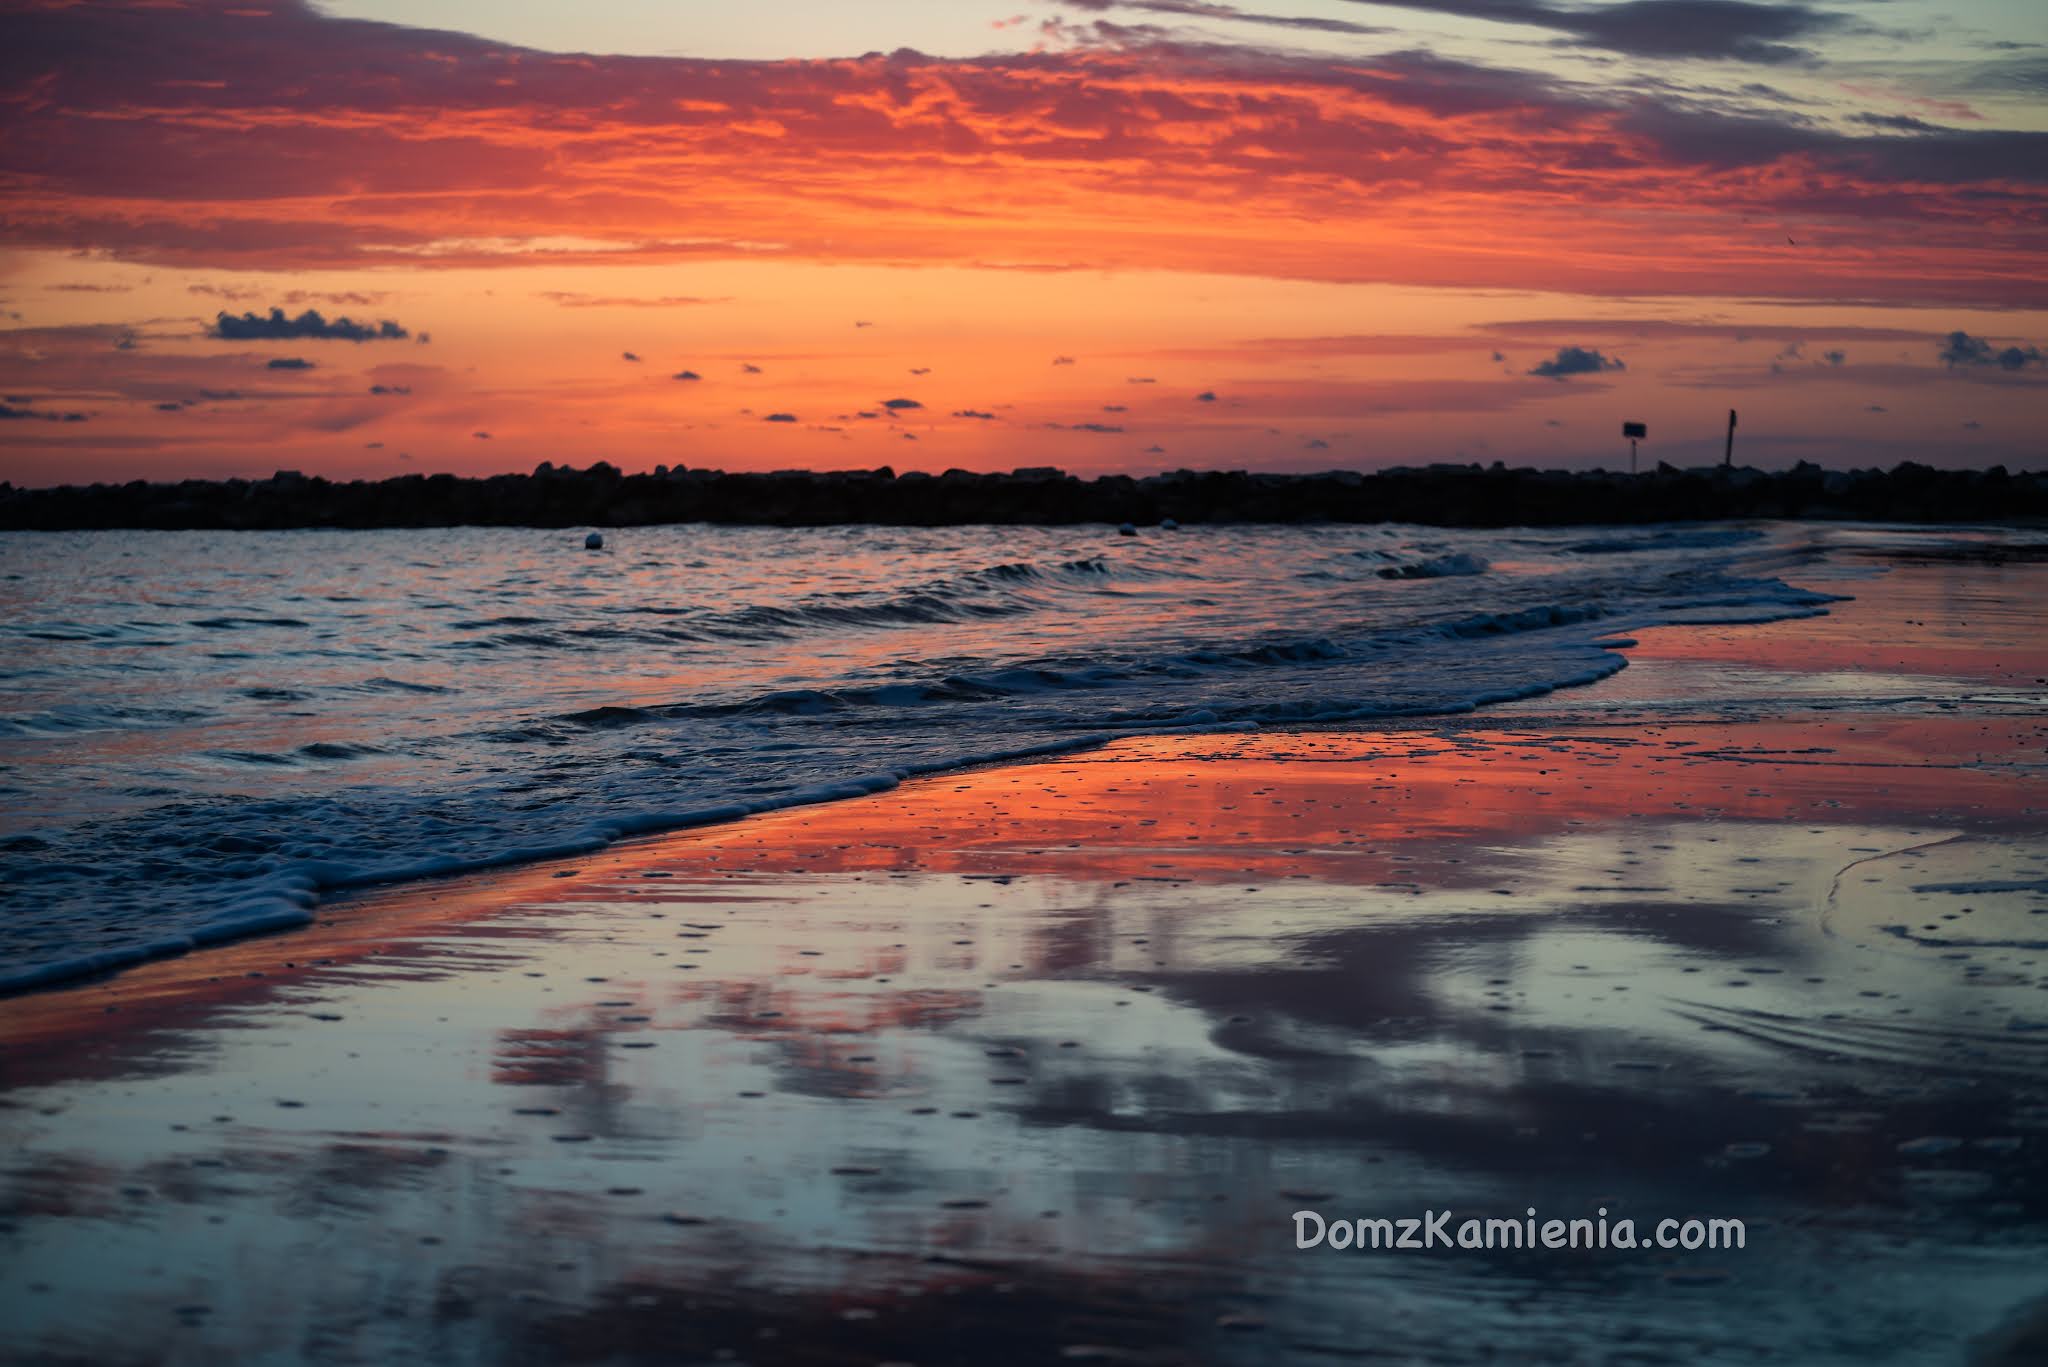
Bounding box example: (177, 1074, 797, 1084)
(0, 0, 2044, 485)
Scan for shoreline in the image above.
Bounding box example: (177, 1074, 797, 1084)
(4, 518, 2038, 1001)
(0, 524, 1829, 1000)
(7, 464, 2047, 531)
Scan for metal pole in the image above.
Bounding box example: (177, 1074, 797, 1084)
(1724, 409, 1737, 468)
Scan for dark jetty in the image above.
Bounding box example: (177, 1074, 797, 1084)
(3, 461, 2042, 531)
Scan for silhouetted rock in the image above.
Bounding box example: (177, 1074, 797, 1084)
(0, 462, 2040, 531)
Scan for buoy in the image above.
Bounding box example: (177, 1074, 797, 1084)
(584, 531, 604, 550)
(1117, 522, 1137, 537)
(1160, 517, 1179, 531)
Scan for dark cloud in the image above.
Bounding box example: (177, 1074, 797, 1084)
(909, 367, 932, 375)
(881, 397, 922, 410)
(1052, 356, 1077, 366)
(1128, 377, 1157, 384)
(673, 370, 701, 381)
(1937, 330, 2044, 370)
(1852, 113, 1944, 134)
(622, 351, 641, 362)
(368, 383, 411, 395)
(1337, 0, 1845, 65)
(1048, 421, 1126, 433)
(1196, 390, 1217, 401)
(266, 357, 314, 370)
(473, 430, 492, 439)
(1822, 349, 1845, 365)
(764, 412, 797, 422)
(1528, 346, 1625, 379)
(213, 307, 409, 342)
(953, 409, 997, 420)
(0, 403, 87, 422)
(742, 364, 763, 374)
(1066, 0, 1387, 37)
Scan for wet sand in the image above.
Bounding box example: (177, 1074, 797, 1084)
(3, 549, 2047, 1365)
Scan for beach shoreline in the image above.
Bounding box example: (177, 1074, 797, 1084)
(3, 544, 2046, 1364)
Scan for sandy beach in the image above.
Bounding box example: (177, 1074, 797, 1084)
(0, 539, 2042, 1365)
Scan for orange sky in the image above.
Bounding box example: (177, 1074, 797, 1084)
(2, 0, 2045, 482)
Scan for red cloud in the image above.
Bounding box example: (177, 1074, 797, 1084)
(0, 0, 2043, 304)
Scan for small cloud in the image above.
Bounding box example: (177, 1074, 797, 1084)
(622, 351, 641, 363)
(1544, 418, 1564, 427)
(1938, 330, 2044, 370)
(1865, 404, 1888, 413)
(764, 412, 797, 422)
(368, 383, 411, 395)
(1491, 350, 1506, 363)
(1528, 346, 1624, 380)
(1195, 390, 1217, 402)
(910, 367, 932, 375)
(213, 307, 409, 342)
(266, 357, 314, 370)
(0, 402, 86, 422)
(1127, 376, 1156, 385)
(155, 400, 184, 412)
(473, 430, 492, 439)
(538, 291, 723, 309)
(1822, 349, 1846, 366)
(365, 440, 384, 448)
(1102, 404, 1127, 412)
(1304, 438, 1329, 449)
(1962, 419, 1982, 429)
(1048, 421, 1124, 433)
(855, 320, 874, 328)
(673, 370, 701, 381)
(881, 397, 922, 411)
(1052, 356, 1076, 366)
(741, 363, 763, 374)
(1144, 443, 1165, 453)
(953, 409, 996, 420)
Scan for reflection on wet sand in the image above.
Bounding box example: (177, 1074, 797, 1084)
(4, 569, 2048, 1364)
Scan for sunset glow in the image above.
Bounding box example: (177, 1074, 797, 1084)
(3, 0, 2044, 483)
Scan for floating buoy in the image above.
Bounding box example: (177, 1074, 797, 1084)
(584, 531, 604, 550)
(1117, 522, 1137, 537)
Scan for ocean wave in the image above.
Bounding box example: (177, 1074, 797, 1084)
(0, 521, 1852, 995)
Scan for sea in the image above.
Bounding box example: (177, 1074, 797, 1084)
(0, 519, 1871, 990)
